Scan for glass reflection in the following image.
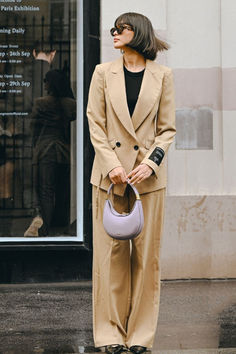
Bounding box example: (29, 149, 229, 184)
(24, 69, 76, 237)
(0, 0, 77, 237)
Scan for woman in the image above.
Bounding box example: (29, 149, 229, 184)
(24, 69, 76, 237)
(87, 12, 176, 353)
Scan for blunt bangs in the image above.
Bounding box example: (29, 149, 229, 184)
(114, 12, 169, 60)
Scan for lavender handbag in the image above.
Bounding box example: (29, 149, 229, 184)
(103, 183, 144, 240)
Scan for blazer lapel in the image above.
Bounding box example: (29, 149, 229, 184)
(106, 57, 164, 137)
(132, 60, 164, 131)
(106, 57, 137, 140)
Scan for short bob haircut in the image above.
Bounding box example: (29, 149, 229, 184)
(114, 12, 169, 61)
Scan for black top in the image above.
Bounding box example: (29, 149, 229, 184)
(124, 66, 145, 117)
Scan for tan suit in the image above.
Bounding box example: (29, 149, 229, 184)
(87, 56, 176, 348)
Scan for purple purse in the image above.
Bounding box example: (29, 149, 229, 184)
(103, 183, 144, 240)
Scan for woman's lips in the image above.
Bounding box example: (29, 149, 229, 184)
(114, 38, 119, 42)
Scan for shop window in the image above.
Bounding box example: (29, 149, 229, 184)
(0, 0, 89, 243)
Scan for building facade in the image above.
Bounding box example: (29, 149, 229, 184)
(0, 0, 235, 283)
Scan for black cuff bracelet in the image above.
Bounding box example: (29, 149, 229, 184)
(148, 147, 165, 166)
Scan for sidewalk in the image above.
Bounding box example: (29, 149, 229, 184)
(0, 280, 235, 353)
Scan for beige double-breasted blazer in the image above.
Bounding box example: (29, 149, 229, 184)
(87, 56, 176, 196)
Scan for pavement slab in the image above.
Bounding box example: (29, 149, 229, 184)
(0, 280, 235, 353)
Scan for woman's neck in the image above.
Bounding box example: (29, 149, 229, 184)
(123, 48, 146, 72)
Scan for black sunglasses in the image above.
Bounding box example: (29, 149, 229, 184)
(110, 24, 133, 36)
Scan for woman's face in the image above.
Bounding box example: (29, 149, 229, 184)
(111, 24, 134, 50)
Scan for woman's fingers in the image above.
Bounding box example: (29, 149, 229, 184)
(128, 164, 153, 184)
(109, 166, 128, 184)
(109, 164, 153, 185)
(128, 169, 143, 184)
(121, 170, 128, 183)
(130, 171, 147, 184)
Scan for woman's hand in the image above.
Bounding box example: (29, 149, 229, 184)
(127, 163, 153, 185)
(109, 166, 128, 184)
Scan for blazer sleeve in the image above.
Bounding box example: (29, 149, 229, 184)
(141, 68, 176, 175)
(87, 65, 122, 179)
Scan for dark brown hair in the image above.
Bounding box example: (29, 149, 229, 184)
(45, 70, 73, 98)
(32, 40, 56, 55)
(114, 12, 169, 60)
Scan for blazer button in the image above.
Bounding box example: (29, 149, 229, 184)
(134, 145, 139, 151)
(116, 141, 121, 147)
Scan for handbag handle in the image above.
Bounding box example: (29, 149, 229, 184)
(106, 182, 141, 200)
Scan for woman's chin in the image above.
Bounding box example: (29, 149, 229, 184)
(113, 43, 123, 50)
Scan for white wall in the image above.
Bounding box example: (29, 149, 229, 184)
(167, 0, 236, 196)
(166, 0, 221, 68)
(221, 0, 236, 194)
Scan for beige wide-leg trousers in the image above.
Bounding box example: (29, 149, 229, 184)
(92, 185, 166, 349)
